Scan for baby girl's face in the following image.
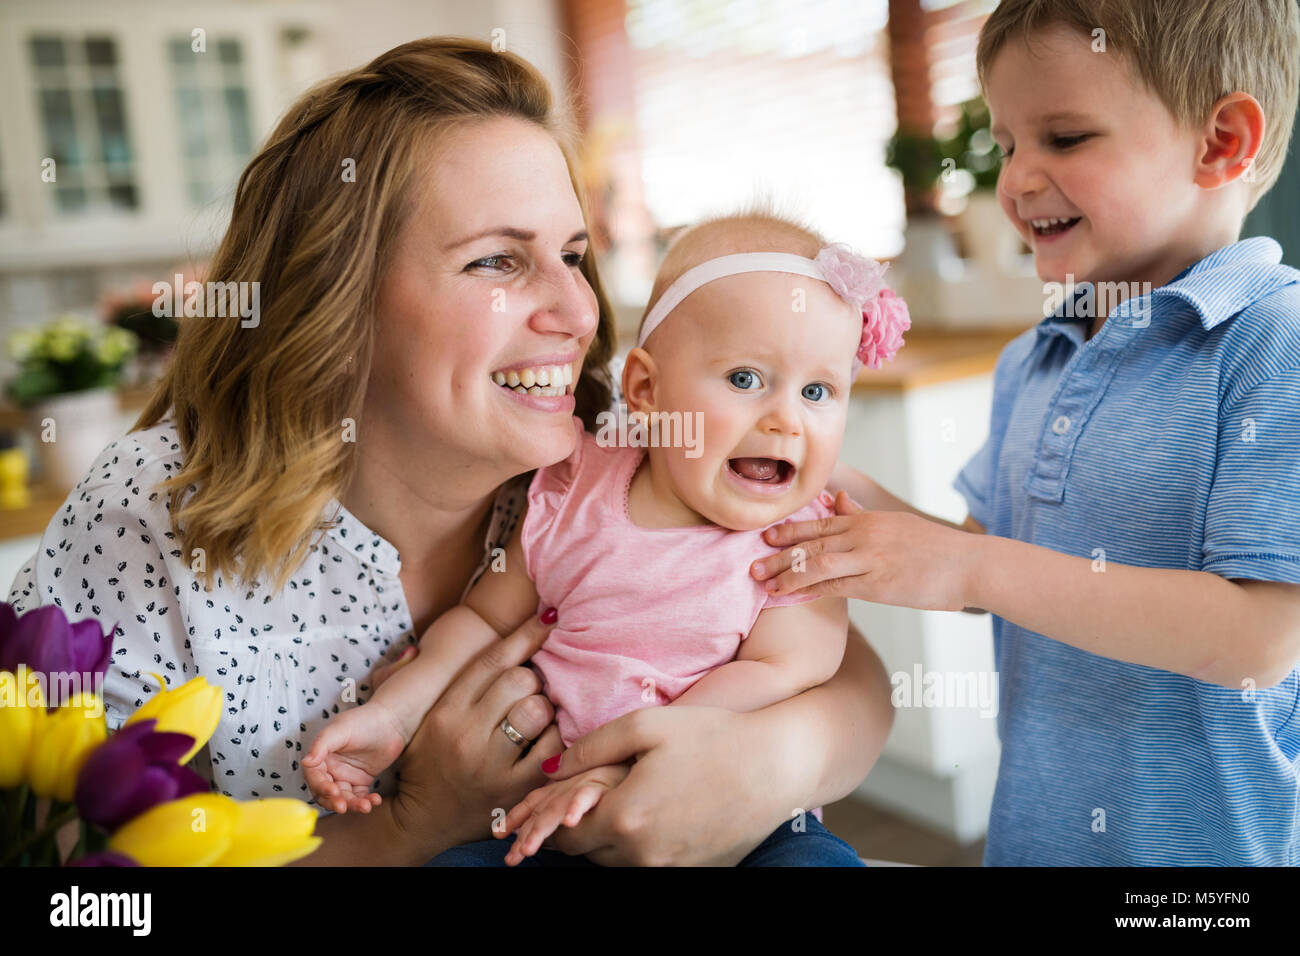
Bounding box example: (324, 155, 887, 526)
(642, 270, 860, 531)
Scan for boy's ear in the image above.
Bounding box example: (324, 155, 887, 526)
(622, 346, 658, 416)
(1194, 92, 1265, 191)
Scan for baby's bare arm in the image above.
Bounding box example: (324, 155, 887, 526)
(462, 499, 541, 637)
(670, 597, 848, 713)
(369, 502, 541, 742)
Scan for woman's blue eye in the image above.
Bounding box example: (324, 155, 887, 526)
(468, 254, 511, 272)
(802, 383, 831, 402)
(728, 369, 760, 390)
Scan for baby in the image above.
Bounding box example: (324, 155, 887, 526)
(303, 211, 909, 866)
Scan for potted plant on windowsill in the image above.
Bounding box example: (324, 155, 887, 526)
(885, 126, 962, 287)
(941, 96, 1027, 273)
(4, 316, 137, 492)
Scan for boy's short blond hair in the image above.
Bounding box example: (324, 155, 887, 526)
(976, 0, 1300, 212)
(639, 206, 826, 343)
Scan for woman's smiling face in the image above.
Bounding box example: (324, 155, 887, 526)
(369, 115, 598, 477)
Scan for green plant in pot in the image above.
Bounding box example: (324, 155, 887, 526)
(6, 317, 136, 406)
(5, 316, 137, 491)
(946, 96, 1001, 193)
(942, 96, 1024, 269)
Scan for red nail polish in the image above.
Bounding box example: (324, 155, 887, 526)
(541, 753, 562, 773)
(540, 607, 558, 625)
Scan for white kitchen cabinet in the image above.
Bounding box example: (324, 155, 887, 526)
(842, 371, 1000, 844)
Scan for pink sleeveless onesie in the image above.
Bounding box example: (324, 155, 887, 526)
(521, 416, 837, 749)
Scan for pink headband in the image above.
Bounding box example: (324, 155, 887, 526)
(637, 243, 911, 374)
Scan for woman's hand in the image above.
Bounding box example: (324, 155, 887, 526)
(751, 490, 982, 611)
(537, 705, 803, 866)
(295, 610, 564, 865)
(383, 609, 566, 860)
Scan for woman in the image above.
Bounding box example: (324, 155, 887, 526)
(7, 36, 894, 865)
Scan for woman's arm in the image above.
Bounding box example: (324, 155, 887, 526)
(746, 620, 893, 811)
(541, 620, 893, 865)
(290, 800, 436, 867)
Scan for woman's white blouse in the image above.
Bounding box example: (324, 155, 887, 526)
(6, 417, 525, 807)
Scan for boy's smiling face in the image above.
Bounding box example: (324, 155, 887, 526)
(985, 23, 1239, 291)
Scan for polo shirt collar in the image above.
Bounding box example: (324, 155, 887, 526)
(1040, 236, 1297, 335)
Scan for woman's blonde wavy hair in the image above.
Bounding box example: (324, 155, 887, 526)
(135, 36, 616, 594)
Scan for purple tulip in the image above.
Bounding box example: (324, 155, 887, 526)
(0, 602, 115, 692)
(74, 719, 210, 832)
(67, 851, 140, 867)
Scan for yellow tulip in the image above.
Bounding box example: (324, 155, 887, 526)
(107, 793, 321, 867)
(108, 793, 239, 866)
(0, 668, 46, 788)
(124, 673, 222, 764)
(27, 691, 106, 801)
(212, 799, 322, 866)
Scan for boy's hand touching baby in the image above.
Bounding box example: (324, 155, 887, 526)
(496, 761, 632, 866)
(752, 490, 982, 611)
(301, 701, 407, 814)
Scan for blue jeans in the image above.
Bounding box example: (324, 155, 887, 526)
(424, 815, 865, 867)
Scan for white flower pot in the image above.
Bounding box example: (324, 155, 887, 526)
(27, 387, 124, 492)
(958, 191, 1025, 274)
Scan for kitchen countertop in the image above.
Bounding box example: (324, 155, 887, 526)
(851, 327, 1023, 393)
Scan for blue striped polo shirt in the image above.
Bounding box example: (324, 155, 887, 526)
(954, 236, 1300, 865)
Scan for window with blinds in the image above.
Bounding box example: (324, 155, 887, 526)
(625, 0, 905, 258)
(926, 0, 996, 123)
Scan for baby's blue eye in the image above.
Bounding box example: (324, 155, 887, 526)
(728, 369, 760, 390)
(802, 383, 831, 403)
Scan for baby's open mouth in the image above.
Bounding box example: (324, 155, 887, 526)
(728, 457, 795, 483)
(1030, 217, 1081, 238)
(490, 361, 574, 398)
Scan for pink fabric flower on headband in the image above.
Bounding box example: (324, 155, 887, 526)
(814, 243, 911, 371)
(858, 289, 910, 370)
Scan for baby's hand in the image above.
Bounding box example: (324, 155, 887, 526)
(301, 703, 407, 815)
(497, 762, 632, 866)
(752, 490, 981, 611)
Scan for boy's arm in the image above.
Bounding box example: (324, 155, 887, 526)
(967, 367, 1300, 688)
(969, 538, 1300, 689)
(829, 461, 980, 533)
(828, 462, 987, 611)
(762, 506, 1300, 690)
(671, 596, 848, 712)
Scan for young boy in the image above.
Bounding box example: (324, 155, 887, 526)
(750, 0, 1300, 865)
